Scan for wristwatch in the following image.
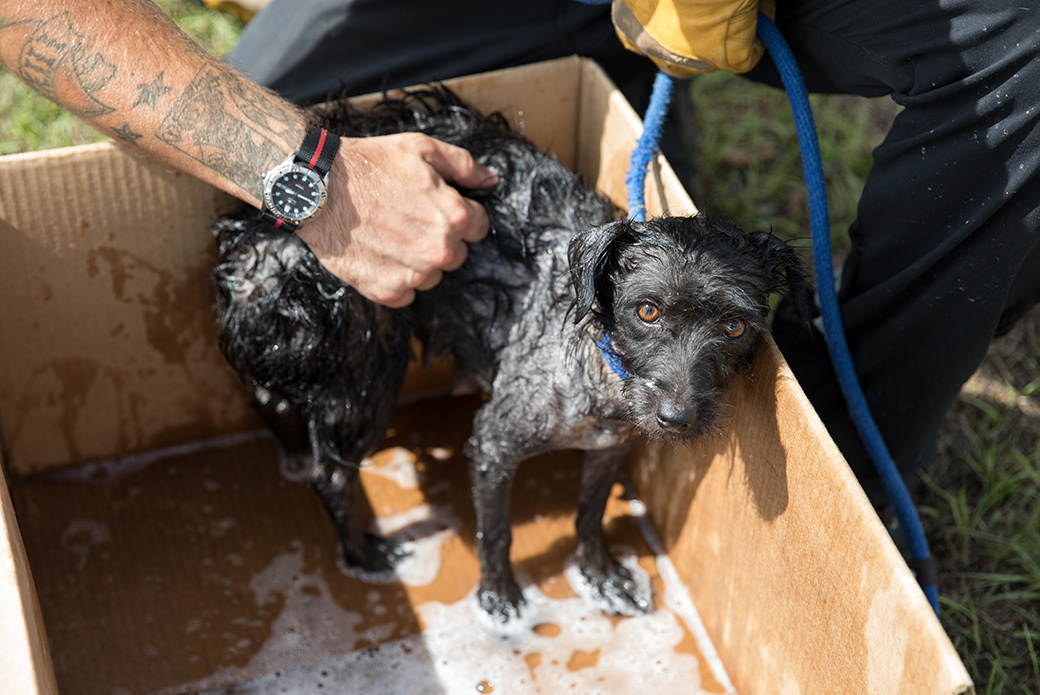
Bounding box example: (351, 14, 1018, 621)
(260, 125, 340, 232)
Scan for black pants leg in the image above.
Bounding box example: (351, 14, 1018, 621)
(756, 0, 1040, 505)
(226, 0, 692, 178)
(226, 0, 653, 105)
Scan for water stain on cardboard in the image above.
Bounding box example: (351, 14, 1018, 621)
(7, 357, 118, 463)
(85, 245, 216, 366)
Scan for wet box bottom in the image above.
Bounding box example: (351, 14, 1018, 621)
(11, 395, 733, 695)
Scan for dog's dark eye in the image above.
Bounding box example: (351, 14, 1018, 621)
(637, 302, 660, 323)
(723, 318, 747, 340)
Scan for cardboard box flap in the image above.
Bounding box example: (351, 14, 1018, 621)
(631, 341, 973, 695)
(0, 457, 57, 695)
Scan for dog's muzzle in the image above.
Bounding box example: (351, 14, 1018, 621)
(655, 400, 698, 433)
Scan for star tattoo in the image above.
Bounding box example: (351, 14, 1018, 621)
(133, 71, 172, 110)
(112, 122, 143, 144)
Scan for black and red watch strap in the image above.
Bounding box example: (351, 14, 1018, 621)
(296, 126, 339, 177)
(260, 211, 297, 232)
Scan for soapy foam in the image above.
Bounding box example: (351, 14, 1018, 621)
(155, 539, 407, 695)
(630, 500, 736, 693)
(58, 519, 111, 570)
(331, 501, 462, 587)
(363, 446, 422, 489)
(567, 546, 650, 611)
(374, 503, 462, 587)
(194, 533, 736, 694)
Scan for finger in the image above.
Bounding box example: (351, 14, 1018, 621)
(459, 197, 490, 244)
(429, 139, 499, 189)
(416, 269, 444, 292)
(356, 266, 419, 308)
(371, 286, 415, 309)
(442, 241, 469, 273)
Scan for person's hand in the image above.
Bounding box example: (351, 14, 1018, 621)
(297, 132, 498, 307)
(611, 0, 774, 76)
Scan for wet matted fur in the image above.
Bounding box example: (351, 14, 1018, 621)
(211, 88, 811, 622)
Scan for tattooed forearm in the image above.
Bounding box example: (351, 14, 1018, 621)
(157, 62, 302, 196)
(0, 12, 116, 118)
(0, 0, 306, 206)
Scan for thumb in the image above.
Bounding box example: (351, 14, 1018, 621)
(429, 140, 499, 189)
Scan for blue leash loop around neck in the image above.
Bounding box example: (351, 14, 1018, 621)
(580, 0, 939, 617)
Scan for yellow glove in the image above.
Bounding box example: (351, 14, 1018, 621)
(612, 0, 776, 76)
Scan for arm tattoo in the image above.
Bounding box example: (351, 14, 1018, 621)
(0, 12, 116, 118)
(112, 122, 143, 144)
(133, 71, 172, 110)
(157, 62, 300, 195)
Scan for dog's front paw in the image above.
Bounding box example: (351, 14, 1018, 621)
(581, 562, 652, 616)
(477, 581, 526, 623)
(340, 532, 410, 580)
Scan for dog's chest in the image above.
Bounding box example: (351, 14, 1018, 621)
(552, 414, 634, 450)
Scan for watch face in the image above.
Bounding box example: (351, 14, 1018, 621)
(268, 168, 324, 222)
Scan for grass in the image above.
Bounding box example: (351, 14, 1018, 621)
(3, 4, 1038, 692)
(687, 71, 901, 252)
(688, 71, 1040, 695)
(921, 321, 1040, 693)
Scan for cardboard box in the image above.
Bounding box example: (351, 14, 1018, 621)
(0, 57, 971, 695)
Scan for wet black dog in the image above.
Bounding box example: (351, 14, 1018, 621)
(211, 89, 811, 622)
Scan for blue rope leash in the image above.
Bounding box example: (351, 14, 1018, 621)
(595, 331, 629, 380)
(755, 12, 938, 616)
(596, 67, 675, 380)
(583, 0, 939, 617)
(627, 71, 676, 222)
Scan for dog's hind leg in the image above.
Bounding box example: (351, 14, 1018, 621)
(251, 386, 312, 472)
(575, 443, 652, 615)
(307, 453, 404, 577)
(305, 408, 406, 577)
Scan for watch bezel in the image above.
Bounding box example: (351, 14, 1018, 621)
(261, 159, 329, 225)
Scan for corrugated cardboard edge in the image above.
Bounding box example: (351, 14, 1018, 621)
(0, 453, 57, 695)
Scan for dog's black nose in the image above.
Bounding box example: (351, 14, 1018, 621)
(656, 401, 698, 432)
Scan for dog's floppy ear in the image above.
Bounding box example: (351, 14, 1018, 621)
(750, 231, 815, 322)
(568, 220, 632, 322)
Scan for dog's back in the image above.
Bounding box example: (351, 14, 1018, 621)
(213, 89, 614, 464)
(313, 89, 618, 391)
